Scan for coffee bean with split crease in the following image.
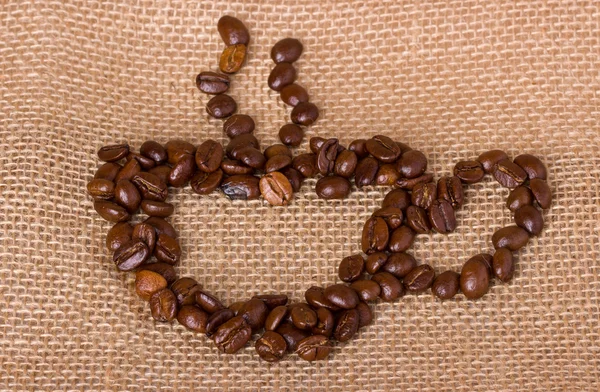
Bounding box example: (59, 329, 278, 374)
(278, 124, 304, 147)
(375, 164, 400, 185)
(113, 240, 150, 271)
(132, 222, 157, 253)
(396, 173, 434, 190)
(280, 83, 308, 106)
(154, 233, 181, 265)
(148, 165, 171, 184)
(252, 294, 288, 309)
(268, 62, 297, 91)
(140, 140, 167, 164)
(196, 71, 230, 95)
(350, 279, 381, 302)
(127, 152, 156, 170)
(361, 217, 389, 254)
(507, 186, 533, 212)
(236, 146, 266, 170)
(195, 290, 225, 314)
(219, 44, 246, 74)
(404, 264, 435, 293)
(515, 205, 544, 235)
(348, 139, 369, 158)
(140, 200, 174, 218)
(437, 176, 464, 208)
(221, 175, 261, 200)
(265, 306, 288, 331)
(264, 144, 292, 160)
(366, 135, 401, 163)
(255, 331, 287, 362)
(206, 94, 237, 119)
(95, 162, 121, 181)
(170, 277, 201, 306)
(530, 178, 552, 209)
(260, 172, 294, 206)
(177, 305, 209, 333)
(356, 302, 373, 328)
(492, 225, 530, 251)
(281, 167, 304, 192)
(460, 257, 490, 299)
(106, 222, 133, 251)
(338, 254, 365, 282)
(493, 159, 527, 188)
(412, 182, 437, 210)
(334, 308, 359, 342)
(165, 140, 196, 165)
(454, 160, 485, 184)
(220, 159, 253, 176)
(382, 188, 410, 210)
(292, 153, 318, 178)
(132, 172, 168, 202)
(305, 286, 340, 311)
(271, 38, 303, 63)
(371, 272, 404, 301)
(296, 335, 332, 361)
(140, 262, 177, 285)
(239, 298, 269, 330)
(355, 157, 379, 187)
(317, 138, 339, 175)
(150, 288, 178, 322)
(291, 102, 319, 126)
(223, 114, 255, 138)
(429, 199, 457, 234)
(382, 252, 417, 279)
(87, 179, 115, 200)
(276, 323, 310, 352)
(315, 176, 351, 199)
(372, 207, 403, 230)
(226, 134, 260, 159)
(431, 271, 460, 300)
(477, 149, 508, 174)
(334, 150, 358, 178)
(98, 144, 129, 162)
(290, 304, 317, 330)
(406, 205, 431, 234)
(265, 154, 292, 173)
(309, 307, 333, 337)
(190, 169, 224, 195)
(114, 179, 141, 213)
(144, 217, 177, 238)
(493, 248, 514, 282)
(324, 284, 359, 309)
(388, 225, 415, 253)
(135, 270, 167, 301)
(217, 15, 250, 45)
(94, 200, 130, 222)
(206, 309, 235, 336)
(514, 154, 547, 180)
(397, 150, 427, 179)
(196, 140, 224, 173)
(213, 315, 252, 354)
(365, 252, 388, 275)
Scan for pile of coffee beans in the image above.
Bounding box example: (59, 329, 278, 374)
(88, 15, 552, 362)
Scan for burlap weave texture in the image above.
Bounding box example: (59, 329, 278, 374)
(1, 0, 599, 390)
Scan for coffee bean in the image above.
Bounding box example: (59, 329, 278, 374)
(477, 149, 508, 174)
(106, 222, 133, 251)
(239, 298, 269, 330)
(406, 205, 431, 234)
(265, 306, 288, 331)
(396, 173, 434, 190)
(132, 222, 157, 253)
(223, 114, 255, 138)
(305, 286, 340, 311)
(397, 150, 427, 179)
(149, 288, 178, 322)
(404, 264, 435, 293)
(412, 182, 437, 209)
(371, 272, 404, 301)
(514, 154, 547, 180)
(236, 146, 266, 170)
(348, 139, 369, 158)
(114, 159, 141, 182)
(252, 294, 289, 309)
(349, 279, 381, 302)
(292, 153, 318, 178)
(290, 304, 318, 330)
(268, 62, 296, 91)
(226, 134, 260, 159)
(94, 200, 130, 222)
(114, 179, 141, 213)
(437, 176, 464, 208)
(492, 248, 514, 282)
(334, 308, 359, 342)
(387, 225, 415, 253)
(98, 144, 129, 162)
(154, 233, 181, 265)
(493, 158, 527, 188)
(372, 207, 403, 230)
(382, 252, 417, 279)
(135, 270, 167, 301)
(265, 154, 292, 173)
(170, 277, 201, 306)
(365, 252, 388, 275)
(309, 137, 326, 154)
(87, 179, 115, 200)
(206, 94, 237, 118)
(221, 175, 261, 200)
(355, 301, 373, 328)
(190, 169, 224, 195)
(255, 331, 287, 362)
(195, 140, 224, 173)
(140, 140, 167, 164)
(291, 102, 319, 126)
(315, 176, 351, 199)
(131, 172, 168, 202)
(361, 217, 389, 254)
(454, 160, 485, 184)
(514, 205, 543, 237)
(317, 138, 339, 175)
(365, 135, 401, 163)
(460, 257, 490, 299)
(271, 38, 303, 63)
(529, 179, 552, 209)
(206, 309, 235, 336)
(195, 290, 225, 314)
(382, 188, 410, 210)
(507, 186, 533, 212)
(324, 284, 359, 309)
(94, 162, 122, 181)
(220, 159, 253, 176)
(260, 172, 294, 206)
(228, 301, 245, 316)
(165, 140, 196, 165)
(280, 84, 308, 106)
(375, 164, 400, 185)
(147, 165, 171, 184)
(177, 305, 209, 333)
(113, 240, 150, 271)
(312, 308, 334, 337)
(219, 43, 247, 74)
(338, 254, 365, 283)
(217, 15, 249, 45)
(492, 225, 530, 251)
(126, 152, 156, 170)
(144, 217, 177, 238)
(276, 323, 310, 352)
(140, 262, 177, 285)
(428, 199, 457, 234)
(431, 270, 460, 300)
(140, 200, 174, 218)
(196, 71, 230, 95)
(264, 144, 292, 160)
(296, 335, 332, 361)
(333, 150, 358, 178)
(280, 167, 304, 192)
(213, 315, 252, 353)
(355, 156, 379, 187)
(278, 124, 304, 147)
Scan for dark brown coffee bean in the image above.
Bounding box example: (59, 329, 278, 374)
(530, 179, 552, 209)
(223, 114, 255, 138)
(260, 172, 294, 206)
(221, 175, 261, 200)
(277, 124, 303, 147)
(140, 200, 174, 218)
(312, 308, 334, 337)
(226, 134, 260, 159)
(213, 315, 252, 353)
(280, 83, 308, 106)
(296, 335, 332, 361)
(106, 222, 133, 251)
(395, 141, 412, 153)
(514, 205, 543, 235)
(412, 182, 437, 209)
(460, 257, 490, 299)
(361, 217, 389, 254)
(514, 154, 547, 180)
(131, 172, 168, 202)
(195, 140, 224, 173)
(126, 152, 156, 170)
(404, 264, 435, 293)
(265, 306, 288, 331)
(317, 138, 339, 175)
(239, 298, 269, 330)
(305, 286, 340, 311)
(507, 186, 533, 212)
(94, 162, 121, 181)
(135, 270, 167, 301)
(290, 304, 317, 330)
(171, 277, 200, 306)
(206, 94, 237, 119)
(113, 240, 150, 271)
(477, 149, 508, 174)
(276, 323, 310, 352)
(271, 38, 303, 63)
(309, 137, 326, 154)
(165, 140, 196, 165)
(217, 15, 250, 45)
(382, 252, 417, 279)
(154, 234, 181, 265)
(315, 175, 351, 199)
(268, 62, 296, 91)
(493, 158, 527, 188)
(406, 205, 431, 234)
(388, 225, 416, 253)
(338, 254, 365, 283)
(492, 225, 530, 251)
(348, 139, 369, 158)
(140, 140, 167, 164)
(355, 156, 379, 187)
(437, 176, 464, 208)
(281, 167, 304, 192)
(371, 272, 404, 301)
(98, 144, 129, 162)
(291, 102, 319, 126)
(396, 173, 434, 190)
(264, 144, 292, 160)
(375, 164, 400, 185)
(255, 331, 287, 362)
(149, 288, 178, 322)
(333, 150, 358, 178)
(132, 222, 157, 252)
(140, 262, 177, 285)
(177, 305, 209, 332)
(220, 159, 253, 176)
(428, 199, 457, 234)
(292, 153, 318, 178)
(265, 155, 292, 173)
(350, 279, 381, 302)
(219, 44, 247, 74)
(382, 188, 411, 210)
(236, 146, 266, 170)
(147, 165, 171, 184)
(196, 71, 230, 95)
(195, 290, 225, 314)
(431, 270, 460, 300)
(397, 150, 427, 179)
(94, 200, 130, 222)
(454, 160, 485, 184)
(252, 294, 289, 309)
(492, 248, 514, 282)
(365, 252, 388, 275)
(87, 179, 115, 200)
(372, 207, 403, 230)
(324, 284, 359, 309)
(228, 301, 245, 316)
(114, 179, 141, 213)
(365, 135, 401, 163)
(355, 301, 373, 328)
(206, 308, 235, 336)
(144, 217, 177, 238)
(334, 309, 359, 342)
(190, 169, 224, 195)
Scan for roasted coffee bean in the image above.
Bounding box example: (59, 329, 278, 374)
(271, 38, 303, 63)
(87, 179, 115, 200)
(154, 234, 181, 265)
(397, 150, 427, 179)
(113, 240, 150, 271)
(460, 256, 490, 299)
(260, 172, 294, 206)
(372, 207, 403, 230)
(165, 140, 196, 165)
(375, 164, 400, 185)
(132, 222, 157, 253)
(196, 140, 224, 173)
(140, 141, 167, 164)
(265, 306, 288, 331)
(135, 270, 167, 301)
(431, 270, 460, 300)
(388, 225, 416, 253)
(239, 298, 269, 330)
(530, 179, 552, 209)
(382, 252, 417, 279)
(177, 305, 209, 333)
(281, 167, 304, 192)
(114, 179, 141, 213)
(265, 154, 292, 173)
(493, 248, 514, 282)
(507, 186, 533, 212)
(365, 252, 388, 275)
(228, 301, 245, 316)
(395, 141, 412, 153)
(126, 152, 156, 170)
(170, 277, 201, 306)
(365, 135, 401, 163)
(412, 182, 437, 210)
(338, 254, 365, 282)
(94, 200, 130, 222)
(206, 94, 237, 119)
(429, 199, 457, 234)
(315, 176, 351, 199)
(213, 315, 252, 353)
(268, 62, 296, 91)
(350, 279, 381, 302)
(312, 308, 334, 337)
(223, 114, 255, 138)
(356, 301, 373, 328)
(334, 309, 359, 342)
(226, 134, 260, 159)
(324, 284, 359, 309)
(348, 139, 369, 158)
(454, 160, 485, 184)
(515, 205, 544, 235)
(291, 102, 319, 126)
(317, 138, 339, 175)
(361, 217, 389, 254)
(290, 304, 317, 330)
(219, 44, 247, 74)
(264, 144, 292, 160)
(514, 154, 547, 180)
(355, 157, 379, 187)
(437, 176, 464, 208)
(404, 264, 435, 293)
(280, 83, 308, 106)
(296, 335, 332, 361)
(195, 290, 225, 314)
(276, 323, 310, 352)
(396, 173, 434, 190)
(98, 144, 129, 162)
(140, 200, 174, 218)
(382, 188, 410, 210)
(477, 149, 508, 174)
(221, 175, 261, 200)
(196, 71, 230, 95)
(406, 205, 431, 234)
(255, 331, 287, 362)
(140, 262, 177, 285)
(305, 286, 340, 311)
(334, 150, 358, 178)
(144, 217, 177, 238)
(278, 124, 304, 147)
(190, 169, 224, 195)
(94, 162, 121, 181)
(131, 172, 168, 202)
(220, 159, 253, 175)
(371, 272, 404, 301)
(148, 165, 171, 184)
(252, 294, 289, 309)
(309, 137, 326, 154)
(493, 158, 527, 188)
(206, 309, 235, 336)
(106, 222, 133, 251)
(217, 15, 250, 45)
(492, 225, 530, 251)
(150, 288, 178, 322)
(292, 153, 318, 178)
(235, 146, 266, 169)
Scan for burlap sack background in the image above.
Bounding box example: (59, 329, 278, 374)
(1, 0, 599, 390)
